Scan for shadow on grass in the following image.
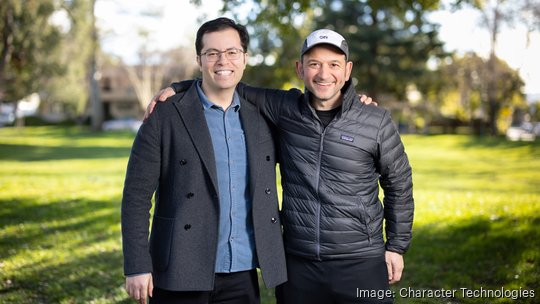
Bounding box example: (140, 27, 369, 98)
(0, 143, 131, 161)
(395, 215, 540, 303)
(0, 197, 131, 303)
(0, 198, 121, 260)
(0, 250, 131, 304)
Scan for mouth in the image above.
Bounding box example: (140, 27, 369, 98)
(314, 81, 334, 88)
(215, 70, 233, 76)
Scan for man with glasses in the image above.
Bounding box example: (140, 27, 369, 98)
(121, 17, 287, 304)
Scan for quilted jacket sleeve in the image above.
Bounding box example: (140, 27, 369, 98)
(376, 110, 414, 254)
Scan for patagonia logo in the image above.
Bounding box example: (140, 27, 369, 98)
(340, 134, 354, 142)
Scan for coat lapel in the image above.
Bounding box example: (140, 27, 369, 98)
(239, 98, 259, 199)
(172, 86, 219, 195)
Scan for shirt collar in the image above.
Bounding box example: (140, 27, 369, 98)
(196, 80, 241, 112)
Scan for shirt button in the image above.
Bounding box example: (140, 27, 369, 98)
(265, 188, 271, 194)
(184, 224, 191, 230)
(179, 159, 187, 165)
(266, 155, 271, 161)
(271, 217, 277, 224)
(187, 192, 194, 198)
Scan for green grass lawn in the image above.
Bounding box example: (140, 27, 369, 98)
(0, 127, 538, 303)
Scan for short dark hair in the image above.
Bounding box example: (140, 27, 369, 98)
(195, 17, 249, 55)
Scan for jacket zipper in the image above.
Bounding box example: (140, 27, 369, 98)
(314, 127, 326, 260)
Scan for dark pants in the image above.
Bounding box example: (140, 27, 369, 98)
(276, 254, 393, 304)
(150, 269, 260, 304)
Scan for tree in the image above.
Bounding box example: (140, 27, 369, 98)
(125, 41, 197, 111)
(312, 0, 446, 101)
(435, 53, 525, 134)
(207, 1, 447, 101)
(42, 0, 95, 119)
(115, 7, 198, 111)
(221, 0, 315, 89)
(0, 0, 62, 125)
(458, 0, 540, 134)
(88, 0, 102, 131)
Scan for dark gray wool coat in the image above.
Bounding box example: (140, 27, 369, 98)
(121, 81, 287, 291)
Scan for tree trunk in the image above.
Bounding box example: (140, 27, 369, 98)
(0, 5, 14, 101)
(89, 0, 103, 131)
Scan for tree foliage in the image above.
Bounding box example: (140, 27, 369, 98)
(432, 53, 525, 134)
(43, 0, 95, 116)
(455, 0, 539, 134)
(216, 0, 447, 101)
(312, 0, 446, 100)
(0, 0, 62, 102)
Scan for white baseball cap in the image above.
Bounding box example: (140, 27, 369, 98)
(301, 29, 349, 60)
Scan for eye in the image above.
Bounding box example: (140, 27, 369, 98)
(207, 52, 219, 58)
(227, 49, 239, 56)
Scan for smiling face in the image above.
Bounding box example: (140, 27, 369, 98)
(197, 28, 248, 99)
(296, 44, 353, 110)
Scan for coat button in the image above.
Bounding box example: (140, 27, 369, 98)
(265, 188, 271, 194)
(271, 217, 277, 223)
(184, 224, 191, 230)
(187, 192, 194, 198)
(266, 155, 271, 161)
(179, 159, 187, 165)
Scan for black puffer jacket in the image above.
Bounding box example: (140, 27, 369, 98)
(171, 79, 414, 260)
(238, 80, 414, 260)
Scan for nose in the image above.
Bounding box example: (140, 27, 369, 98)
(216, 52, 229, 64)
(317, 64, 330, 79)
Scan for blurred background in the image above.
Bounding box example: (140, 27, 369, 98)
(0, 0, 539, 303)
(1, 0, 539, 136)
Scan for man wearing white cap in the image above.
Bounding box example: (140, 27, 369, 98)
(149, 28, 414, 304)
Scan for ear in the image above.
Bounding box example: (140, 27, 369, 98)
(243, 52, 249, 66)
(197, 56, 202, 72)
(345, 61, 353, 81)
(295, 61, 304, 80)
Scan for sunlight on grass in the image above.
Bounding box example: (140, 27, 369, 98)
(1, 128, 539, 303)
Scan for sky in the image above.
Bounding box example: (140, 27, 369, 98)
(94, 0, 540, 96)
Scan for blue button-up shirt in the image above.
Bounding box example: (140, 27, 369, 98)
(196, 81, 256, 273)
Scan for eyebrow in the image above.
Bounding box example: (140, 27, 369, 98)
(306, 59, 342, 64)
(203, 47, 241, 52)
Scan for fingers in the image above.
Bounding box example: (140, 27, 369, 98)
(143, 101, 156, 121)
(139, 283, 148, 304)
(386, 261, 403, 284)
(391, 262, 403, 284)
(143, 87, 175, 121)
(386, 259, 393, 283)
(158, 87, 175, 101)
(358, 94, 378, 106)
(385, 251, 404, 284)
(125, 274, 152, 304)
(149, 276, 154, 298)
(127, 285, 141, 302)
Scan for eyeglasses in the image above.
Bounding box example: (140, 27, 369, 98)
(200, 48, 245, 62)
